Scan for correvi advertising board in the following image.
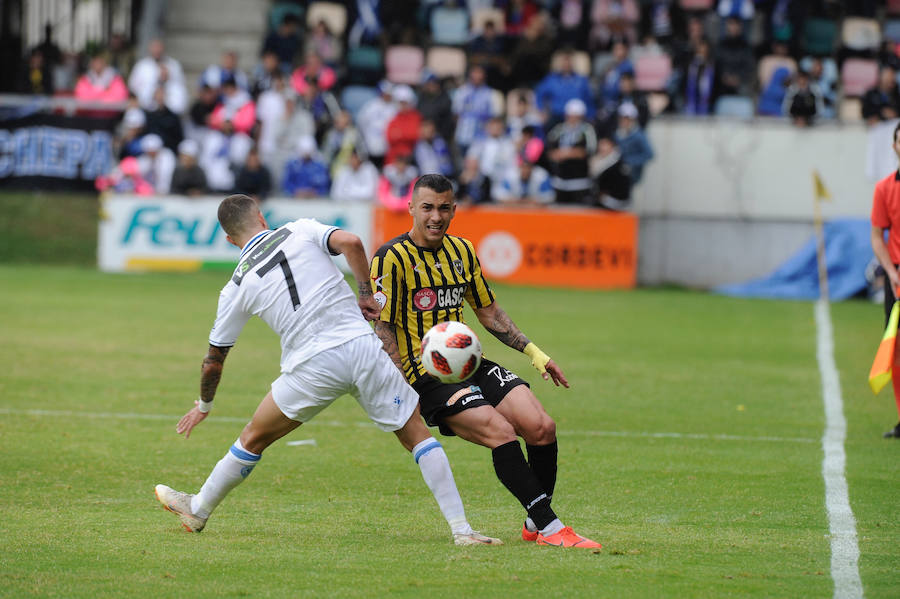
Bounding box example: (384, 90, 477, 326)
(373, 204, 638, 289)
(98, 195, 372, 273)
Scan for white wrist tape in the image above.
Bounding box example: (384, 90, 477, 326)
(197, 397, 213, 413)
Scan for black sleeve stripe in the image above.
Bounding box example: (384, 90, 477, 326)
(457, 239, 486, 308)
(388, 261, 398, 323)
(323, 227, 340, 256)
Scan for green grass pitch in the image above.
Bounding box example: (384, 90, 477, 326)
(0, 265, 897, 598)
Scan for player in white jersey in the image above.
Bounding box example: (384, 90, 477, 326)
(154, 194, 500, 546)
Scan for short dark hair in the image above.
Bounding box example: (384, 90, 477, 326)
(413, 174, 454, 199)
(217, 194, 258, 237)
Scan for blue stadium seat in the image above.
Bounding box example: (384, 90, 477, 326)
(803, 18, 837, 56)
(715, 96, 755, 119)
(269, 2, 305, 31)
(341, 85, 378, 120)
(885, 19, 900, 44)
(346, 45, 384, 85)
(430, 7, 469, 46)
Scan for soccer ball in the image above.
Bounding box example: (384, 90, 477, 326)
(420, 321, 482, 383)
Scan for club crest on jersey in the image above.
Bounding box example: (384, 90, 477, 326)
(453, 259, 464, 275)
(373, 291, 387, 309)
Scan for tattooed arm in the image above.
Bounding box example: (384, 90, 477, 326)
(473, 302, 569, 388)
(176, 344, 231, 439)
(200, 345, 231, 403)
(472, 302, 530, 351)
(374, 320, 404, 372)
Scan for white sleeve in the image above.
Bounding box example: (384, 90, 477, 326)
(292, 219, 340, 256)
(208, 283, 251, 347)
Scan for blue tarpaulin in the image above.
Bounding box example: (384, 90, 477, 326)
(715, 219, 873, 301)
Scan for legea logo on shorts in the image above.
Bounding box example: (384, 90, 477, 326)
(478, 232, 522, 277)
(445, 385, 482, 407)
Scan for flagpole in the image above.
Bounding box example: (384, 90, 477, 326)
(813, 170, 830, 302)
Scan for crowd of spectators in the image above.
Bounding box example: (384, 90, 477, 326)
(18, 1, 900, 209)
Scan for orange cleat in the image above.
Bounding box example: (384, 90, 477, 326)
(521, 523, 538, 542)
(536, 526, 601, 548)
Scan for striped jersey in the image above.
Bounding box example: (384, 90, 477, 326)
(371, 233, 495, 384)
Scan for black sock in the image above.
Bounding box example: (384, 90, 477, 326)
(526, 440, 558, 502)
(491, 440, 557, 530)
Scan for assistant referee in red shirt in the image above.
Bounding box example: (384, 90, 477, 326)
(870, 121, 900, 439)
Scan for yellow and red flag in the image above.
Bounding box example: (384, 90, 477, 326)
(869, 300, 900, 394)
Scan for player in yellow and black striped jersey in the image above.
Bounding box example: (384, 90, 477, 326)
(370, 232, 494, 385)
(370, 174, 601, 548)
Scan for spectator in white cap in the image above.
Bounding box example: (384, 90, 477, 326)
(385, 84, 421, 165)
(170, 139, 208, 196)
(282, 135, 331, 198)
(614, 102, 654, 184)
(357, 79, 396, 168)
(137, 133, 176, 194)
(545, 97, 597, 204)
(118, 107, 146, 159)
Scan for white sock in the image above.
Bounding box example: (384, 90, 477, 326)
(191, 439, 261, 519)
(539, 518, 564, 537)
(413, 437, 473, 536)
(525, 517, 538, 532)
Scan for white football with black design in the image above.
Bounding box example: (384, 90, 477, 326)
(420, 321, 482, 383)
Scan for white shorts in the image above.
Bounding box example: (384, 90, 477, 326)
(271, 333, 418, 432)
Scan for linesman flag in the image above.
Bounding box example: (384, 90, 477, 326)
(869, 300, 900, 394)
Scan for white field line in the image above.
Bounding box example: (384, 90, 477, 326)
(814, 298, 864, 599)
(0, 407, 815, 443)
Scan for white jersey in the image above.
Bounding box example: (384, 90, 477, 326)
(208, 219, 373, 372)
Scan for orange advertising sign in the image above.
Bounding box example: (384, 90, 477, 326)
(372, 205, 638, 289)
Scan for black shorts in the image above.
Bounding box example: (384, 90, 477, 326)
(412, 358, 530, 437)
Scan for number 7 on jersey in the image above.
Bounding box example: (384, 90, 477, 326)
(257, 250, 301, 309)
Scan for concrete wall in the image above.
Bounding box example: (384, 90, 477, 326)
(635, 118, 885, 287)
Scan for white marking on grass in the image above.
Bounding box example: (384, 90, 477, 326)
(0, 407, 818, 443)
(285, 439, 317, 446)
(0, 408, 359, 428)
(560, 430, 816, 443)
(814, 298, 864, 599)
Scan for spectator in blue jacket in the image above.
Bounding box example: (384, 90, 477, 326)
(452, 65, 498, 155)
(535, 49, 595, 130)
(282, 135, 331, 198)
(614, 103, 654, 184)
(598, 41, 635, 106)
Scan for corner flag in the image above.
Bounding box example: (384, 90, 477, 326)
(813, 170, 832, 202)
(869, 300, 900, 394)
